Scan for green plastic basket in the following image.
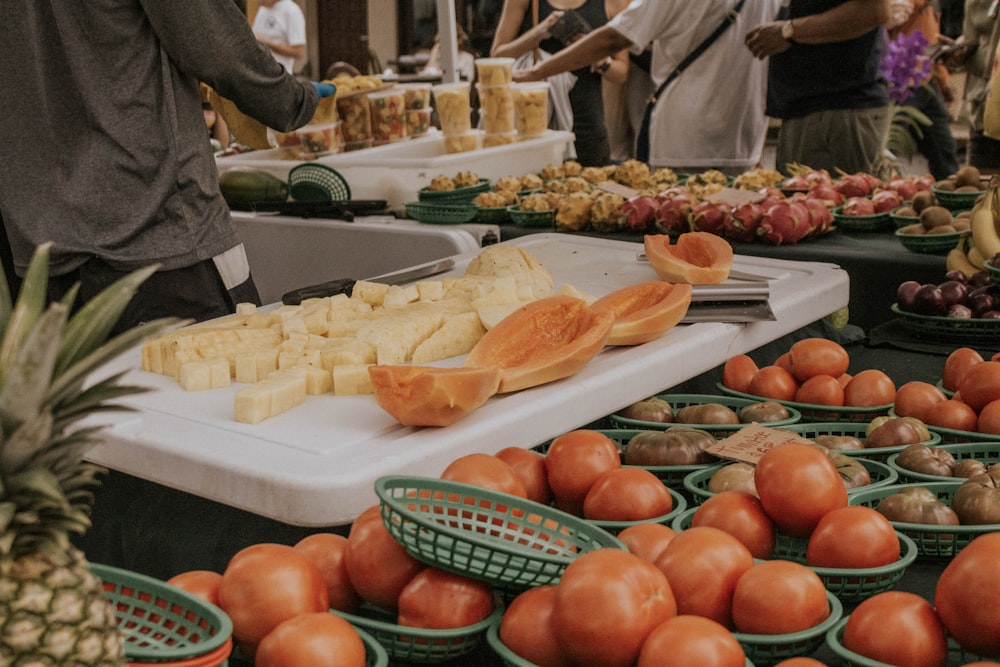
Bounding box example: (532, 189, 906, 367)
(374, 476, 624, 590)
(931, 182, 986, 210)
(894, 227, 964, 254)
(832, 205, 892, 231)
(925, 419, 1000, 443)
(683, 458, 898, 506)
(507, 205, 556, 228)
(782, 421, 943, 462)
(474, 205, 511, 224)
(733, 591, 843, 665)
(891, 303, 1000, 345)
(887, 441, 1000, 483)
(404, 201, 479, 225)
(358, 625, 390, 667)
(825, 617, 988, 667)
(611, 393, 802, 437)
(418, 178, 492, 202)
(716, 383, 892, 424)
(889, 205, 920, 229)
(986, 259, 1000, 285)
(333, 601, 502, 664)
(847, 480, 999, 558)
(89, 562, 232, 663)
(287, 163, 351, 201)
(586, 486, 687, 536)
(670, 510, 917, 601)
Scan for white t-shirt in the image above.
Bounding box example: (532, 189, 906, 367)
(252, 0, 307, 74)
(609, 0, 782, 170)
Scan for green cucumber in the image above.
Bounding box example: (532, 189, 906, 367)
(219, 168, 289, 210)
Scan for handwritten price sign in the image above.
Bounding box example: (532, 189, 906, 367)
(707, 423, 813, 465)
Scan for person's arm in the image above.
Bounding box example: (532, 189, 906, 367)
(491, 0, 564, 59)
(513, 24, 632, 82)
(593, 0, 630, 85)
(256, 36, 306, 62)
(745, 0, 891, 60)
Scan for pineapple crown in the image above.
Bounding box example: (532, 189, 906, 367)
(0, 244, 181, 560)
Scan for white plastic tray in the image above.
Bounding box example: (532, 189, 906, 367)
(86, 234, 849, 526)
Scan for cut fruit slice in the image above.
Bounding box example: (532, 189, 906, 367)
(368, 365, 502, 427)
(644, 232, 734, 285)
(590, 281, 693, 345)
(464, 295, 614, 393)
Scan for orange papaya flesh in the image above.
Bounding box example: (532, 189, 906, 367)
(591, 281, 693, 346)
(644, 231, 734, 285)
(368, 365, 501, 427)
(464, 295, 614, 393)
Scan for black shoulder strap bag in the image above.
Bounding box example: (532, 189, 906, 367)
(635, 0, 747, 164)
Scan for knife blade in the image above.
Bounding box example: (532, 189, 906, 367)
(280, 257, 456, 305)
(635, 252, 773, 282)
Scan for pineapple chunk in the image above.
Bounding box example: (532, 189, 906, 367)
(262, 370, 308, 416)
(234, 385, 272, 424)
(352, 280, 390, 306)
(382, 284, 420, 308)
(288, 365, 334, 395)
(416, 280, 444, 301)
(235, 302, 257, 315)
(332, 364, 375, 395)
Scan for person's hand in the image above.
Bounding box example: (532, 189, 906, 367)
(744, 22, 794, 60)
(311, 82, 336, 99)
(887, 0, 914, 29)
(538, 10, 564, 40)
(513, 67, 543, 83)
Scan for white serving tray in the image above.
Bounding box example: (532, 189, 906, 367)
(86, 234, 849, 526)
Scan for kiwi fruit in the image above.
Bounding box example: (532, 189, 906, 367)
(953, 219, 971, 232)
(957, 184, 983, 192)
(920, 205, 953, 230)
(927, 224, 957, 234)
(911, 190, 936, 212)
(935, 179, 957, 191)
(954, 165, 982, 188)
(895, 205, 918, 218)
(899, 223, 925, 235)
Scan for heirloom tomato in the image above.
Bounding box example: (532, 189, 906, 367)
(396, 567, 495, 629)
(616, 522, 677, 563)
(544, 430, 620, 514)
(637, 615, 746, 667)
(843, 369, 895, 407)
(841, 591, 947, 667)
(583, 467, 673, 521)
(731, 560, 829, 635)
(979, 398, 1000, 434)
(794, 374, 845, 406)
(691, 491, 776, 559)
(439, 452, 527, 498)
(166, 570, 222, 607)
(553, 548, 676, 667)
(805, 506, 900, 568)
(942, 347, 984, 391)
(787, 338, 850, 382)
(754, 442, 848, 538)
(499, 585, 573, 667)
(495, 446, 552, 505)
(344, 504, 425, 610)
(293, 532, 361, 613)
(748, 365, 798, 401)
(255, 612, 366, 667)
(957, 360, 1000, 412)
(937, 533, 1000, 656)
(924, 398, 979, 432)
(892, 381, 947, 421)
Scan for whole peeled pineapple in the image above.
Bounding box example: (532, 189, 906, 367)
(0, 244, 179, 666)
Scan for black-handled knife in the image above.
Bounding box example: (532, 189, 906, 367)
(280, 257, 457, 305)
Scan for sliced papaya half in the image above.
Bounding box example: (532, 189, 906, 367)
(368, 365, 502, 427)
(644, 231, 734, 285)
(464, 295, 614, 393)
(590, 281, 693, 346)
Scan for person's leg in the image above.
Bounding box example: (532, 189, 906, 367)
(909, 83, 960, 180)
(775, 115, 833, 175)
(967, 130, 1000, 175)
(824, 106, 891, 175)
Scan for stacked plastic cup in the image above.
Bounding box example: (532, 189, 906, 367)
(400, 83, 433, 138)
(432, 82, 477, 153)
(513, 81, 550, 140)
(475, 57, 517, 148)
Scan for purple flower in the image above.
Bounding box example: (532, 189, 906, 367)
(879, 30, 933, 104)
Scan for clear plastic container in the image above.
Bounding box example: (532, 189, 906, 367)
(368, 89, 408, 143)
(476, 84, 515, 135)
(432, 82, 473, 136)
(513, 82, 550, 137)
(405, 107, 433, 137)
(336, 94, 373, 143)
(475, 57, 515, 86)
(343, 138, 374, 152)
(443, 130, 481, 154)
(399, 83, 433, 110)
(295, 121, 344, 156)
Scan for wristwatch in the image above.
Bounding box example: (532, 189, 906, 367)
(781, 19, 796, 43)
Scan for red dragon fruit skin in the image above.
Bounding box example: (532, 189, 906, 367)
(620, 195, 662, 232)
(726, 202, 764, 243)
(689, 200, 732, 235)
(654, 191, 694, 235)
(758, 199, 812, 244)
(801, 197, 834, 237)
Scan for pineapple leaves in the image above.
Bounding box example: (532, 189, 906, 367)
(0, 303, 67, 432)
(0, 243, 51, 389)
(0, 410, 54, 474)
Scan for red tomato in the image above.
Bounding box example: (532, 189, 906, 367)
(843, 369, 895, 407)
(499, 585, 573, 667)
(774, 660, 829, 667)
(344, 504, 425, 610)
(691, 491, 776, 559)
(957, 360, 1000, 412)
(787, 338, 850, 382)
(893, 381, 947, 421)
(805, 506, 900, 568)
(166, 570, 222, 607)
(841, 592, 947, 667)
(637, 615, 746, 667)
(495, 446, 553, 505)
(754, 442, 848, 538)
(254, 612, 366, 667)
(979, 398, 1000, 435)
(794, 374, 845, 406)
(942, 347, 985, 392)
(653, 526, 755, 628)
(722, 354, 758, 393)
(731, 560, 829, 635)
(440, 452, 527, 498)
(748, 365, 798, 401)
(775, 352, 795, 376)
(544, 430, 621, 515)
(935, 532, 1000, 657)
(583, 467, 674, 521)
(218, 543, 329, 650)
(293, 532, 361, 613)
(396, 567, 495, 629)
(553, 548, 676, 667)
(616, 522, 677, 564)
(924, 398, 979, 432)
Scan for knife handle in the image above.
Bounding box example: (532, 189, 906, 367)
(281, 278, 357, 305)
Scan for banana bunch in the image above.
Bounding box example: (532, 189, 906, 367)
(946, 186, 1000, 277)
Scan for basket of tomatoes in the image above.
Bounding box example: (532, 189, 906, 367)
(610, 394, 801, 437)
(886, 441, 1000, 483)
(781, 419, 942, 462)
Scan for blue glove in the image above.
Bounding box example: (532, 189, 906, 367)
(311, 81, 336, 99)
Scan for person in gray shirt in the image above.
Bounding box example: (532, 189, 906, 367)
(0, 0, 332, 333)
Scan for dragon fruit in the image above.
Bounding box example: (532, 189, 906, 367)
(654, 189, 694, 235)
(758, 200, 813, 244)
(834, 172, 874, 198)
(807, 183, 844, 208)
(870, 188, 903, 213)
(689, 200, 732, 236)
(841, 196, 877, 216)
(620, 195, 662, 232)
(726, 202, 765, 242)
(801, 196, 835, 238)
